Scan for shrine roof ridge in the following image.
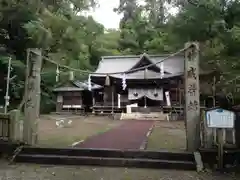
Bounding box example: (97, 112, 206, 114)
(95, 53, 185, 76)
(101, 53, 184, 59)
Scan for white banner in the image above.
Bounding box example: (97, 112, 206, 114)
(118, 94, 121, 108)
(165, 91, 171, 106)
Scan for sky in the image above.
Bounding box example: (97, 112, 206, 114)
(86, 0, 178, 29)
(87, 0, 121, 29)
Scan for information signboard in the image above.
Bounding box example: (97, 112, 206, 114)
(206, 108, 235, 128)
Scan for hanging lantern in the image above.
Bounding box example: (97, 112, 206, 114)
(160, 62, 164, 79)
(105, 74, 110, 86)
(56, 65, 60, 82)
(69, 71, 74, 81)
(88, 74, 92, 91)
(122, 73, 127, 90)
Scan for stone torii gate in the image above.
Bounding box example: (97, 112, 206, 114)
(22, 43, 201, 152)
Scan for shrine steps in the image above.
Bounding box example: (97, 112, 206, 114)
(13, 146, 197, 171)
(120, 112, 169, 121)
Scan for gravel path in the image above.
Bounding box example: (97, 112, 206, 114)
(0, 161, 237, 180)
(76, 120, 154, 150)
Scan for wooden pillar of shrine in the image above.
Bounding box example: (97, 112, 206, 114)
(103, 86, 111, 105)
(184, 42, 200, 151)
(103, 75, 115, 111)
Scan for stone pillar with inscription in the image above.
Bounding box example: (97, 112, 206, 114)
(184, 42, 200, 151)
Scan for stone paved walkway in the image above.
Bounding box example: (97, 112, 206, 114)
(76, 120, 154, 150)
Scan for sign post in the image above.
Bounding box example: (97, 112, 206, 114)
(185, 42, 200, 151)
(206, 108, 235, 169)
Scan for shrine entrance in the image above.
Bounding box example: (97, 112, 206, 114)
(128, 88, 163, 108)
(18, 42, 203, 155)
(132, 96, 161, 107)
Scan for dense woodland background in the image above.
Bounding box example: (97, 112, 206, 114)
(0, 0, 240, 112)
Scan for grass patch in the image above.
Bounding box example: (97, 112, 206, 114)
(147, 121, 186, 151)
(37, 115, 122, 148)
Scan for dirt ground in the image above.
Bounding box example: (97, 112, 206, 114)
(147, 121, 186, 150)
(2, 118, 238, 179)
(38, 115, 122, 147)
(38, 115, 187, 150)
(0, 161, 237, 180)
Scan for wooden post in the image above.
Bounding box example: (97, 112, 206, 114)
(202, 109, 213, 148)
(92, 92, 95, 106)
(23, 49, 30, 144)
(184, 42, 200, 151)
(178, 80, 181, 106)
(4, 57, 11, 114)
(92, 91, 95, 113)
(217, 128, 224, 169)
(111, 86, 114, 113)
(213, 76, 216, 107)
(23, 49, 42, 145)
(144, 69, 147, 108)
(9, 110, 23, 142)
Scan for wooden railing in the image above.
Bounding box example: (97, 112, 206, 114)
(0, 110, 23, 143)
(0, 113, 10, 141)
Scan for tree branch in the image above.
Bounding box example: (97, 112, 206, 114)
(187, 0, 199, 6)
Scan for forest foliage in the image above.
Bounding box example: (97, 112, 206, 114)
(0, 0, 240, 111)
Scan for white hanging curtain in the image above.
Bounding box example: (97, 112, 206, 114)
(128, 88, 163, 101)
(145, 89, 163, 101)
(128, 89, 146, 100)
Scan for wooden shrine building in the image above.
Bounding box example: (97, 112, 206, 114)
(53, 80, 102, 113)
(53, 53, 218, 115)
(89, 53, 218, 114)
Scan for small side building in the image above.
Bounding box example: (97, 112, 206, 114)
(53, 80, 102, 113)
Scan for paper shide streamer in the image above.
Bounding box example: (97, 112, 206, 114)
(88, 74, 92, 91)
(122, 73, 126, 90)
(105, 74, 110, 86)
(56, 65, 60, 82)
(160, 62, 164, 79)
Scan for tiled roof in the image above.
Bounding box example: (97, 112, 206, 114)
(94, 54, 184, 75)
(73, 80, 102, 90)
(95, 55, 140, 74)
(92, 54, 213, 80)
(92, 54, 185, 79)
(53, 80, 102, 92)
(53, 86, 83, 92)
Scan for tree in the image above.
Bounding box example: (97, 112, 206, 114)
(171, 0, 240, 98)
(0, 0, 103, 112)
(90, 29, 121, 66)
(116, 0, 180, 54)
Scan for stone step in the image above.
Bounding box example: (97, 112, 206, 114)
(120, 112, 169, 121)
(19, 147, 195, 162)
(15, 154, 196, 170)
